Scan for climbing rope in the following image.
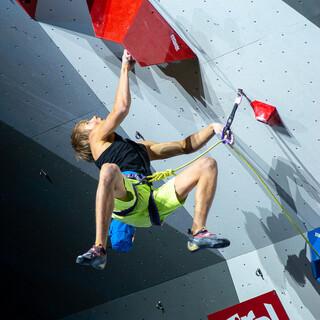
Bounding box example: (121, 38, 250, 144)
(231, 146, 320, 259)
(147, 90, 243, 182)
(148, 138, 320, 258)
(146, 88, 320, 258)
(147, 140, 223, 182)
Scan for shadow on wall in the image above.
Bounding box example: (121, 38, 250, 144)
(285, 247, 320, 294)
(282, 0, 320, 28)
(272, 131, 320, 211)
(271, 120, 293, 138)
(89, 40, 203, 99)
(157, 59, 221, 121)
(0, 121, 237, 320)
(153, 8, 236, 124)
(243, 208, 297, 250)
(30, 0, 95, 36)
(242, 156, 319, 253)
(88, 37, 226, 141)
(86, 38, 164, 107)
(235, 124, 320, 317)
(270, 158, 320, 229)
(82, 7, 231, 128)
(243, 209, 320, 319)
(234, 133, 320, 229)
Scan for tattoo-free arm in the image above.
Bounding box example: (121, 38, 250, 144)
(95, 51, 135, 140)
(141, 123, 224, 160)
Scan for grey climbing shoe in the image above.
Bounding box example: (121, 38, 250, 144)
(76, 244, 107, 270)
(187, 228, 230, 252)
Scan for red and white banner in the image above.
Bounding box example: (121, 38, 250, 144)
(208, 291, 289, 320)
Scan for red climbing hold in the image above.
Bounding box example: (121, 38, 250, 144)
(242, 91, 282, 126)
(250, 100, 282, 126)
(87, 0, 196, 66)
(87, 0, 143, 43)
(16, 0, 38, 19)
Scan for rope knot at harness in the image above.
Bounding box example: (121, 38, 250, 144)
(147, 169, 176, 182)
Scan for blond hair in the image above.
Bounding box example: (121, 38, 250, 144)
(71, 120, 93, 162)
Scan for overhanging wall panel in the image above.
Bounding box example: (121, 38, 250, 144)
(2, 0, 320, 319)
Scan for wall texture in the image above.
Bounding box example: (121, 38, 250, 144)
(1, 0, 319, 319)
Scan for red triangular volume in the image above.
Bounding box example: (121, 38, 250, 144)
(123, 0, 196, 66)
(87, 0, 196, 66)
(87, 0, 143, 43)
(250, 100, 282, 126)
(16, 0, 38, 19)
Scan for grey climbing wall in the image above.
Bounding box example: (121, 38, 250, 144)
(1, 0, 319, 319)
(0, 121, 237, 319)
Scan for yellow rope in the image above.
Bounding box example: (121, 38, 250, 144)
(231, 146, 320, 259)
(147, 140, 223, 182)
(147, 169, 176, 182)
(146, 137, 319, 258)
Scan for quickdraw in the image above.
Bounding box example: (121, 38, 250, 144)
(144, 90, 320, 258)
(221, 88, 243, 145)
(146, 90, 242, 183)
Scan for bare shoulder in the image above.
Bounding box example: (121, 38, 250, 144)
(90, 131, 115, 161)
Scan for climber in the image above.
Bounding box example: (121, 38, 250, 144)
(71, 49, 231, 270)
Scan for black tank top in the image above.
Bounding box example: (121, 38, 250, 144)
(94, 132, 152, 176)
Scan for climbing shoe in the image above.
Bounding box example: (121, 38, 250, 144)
(76, 244, 107, 270)
(187, 228, 230, 252)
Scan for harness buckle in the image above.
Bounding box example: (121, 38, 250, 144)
(122, 171, 148, 184)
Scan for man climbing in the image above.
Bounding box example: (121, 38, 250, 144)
(71, 49, 231, 270)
